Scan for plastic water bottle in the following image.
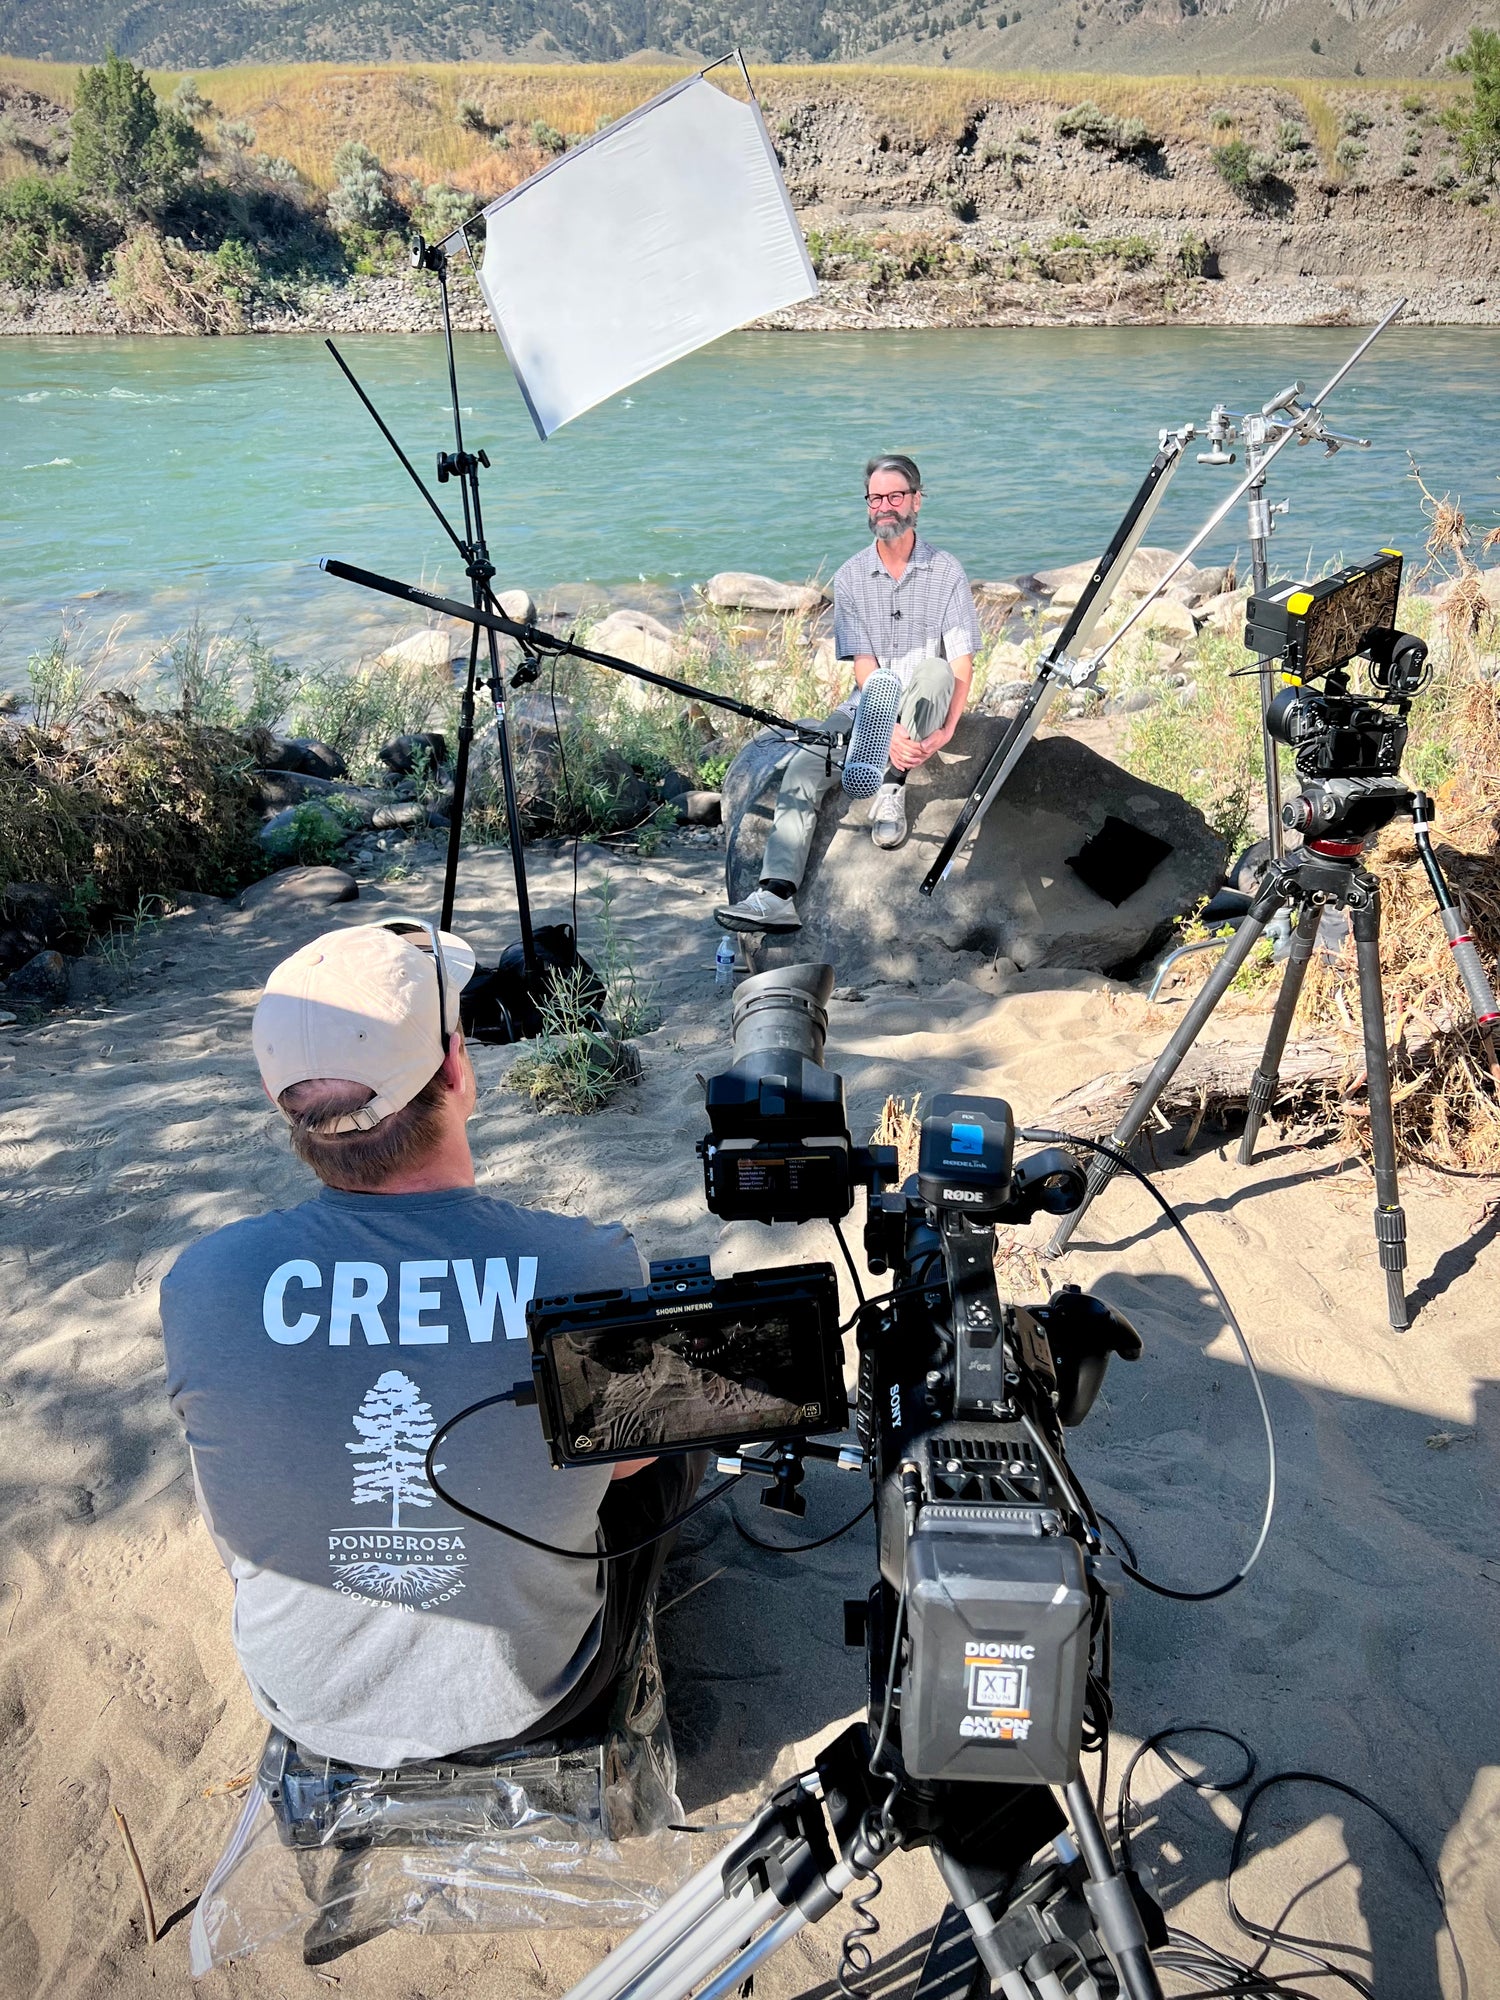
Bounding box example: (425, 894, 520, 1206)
(715, 937, 736, 990)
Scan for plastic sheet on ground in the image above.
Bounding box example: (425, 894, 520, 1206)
(189, 1614, 693, 1973)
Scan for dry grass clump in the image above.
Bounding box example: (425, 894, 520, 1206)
(0, 693, 265, 919)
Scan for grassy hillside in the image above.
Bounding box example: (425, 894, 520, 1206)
(0, 55, 1462, 193)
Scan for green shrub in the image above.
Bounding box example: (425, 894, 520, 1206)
(506, 967, 640, 1113)
(71, 53, 201, 221)
(1334, 136, 1368, 171)
(328, 140, 400, 233)
(1208, 105, 1234, 130)
(1341, 108, 1374, 136)
(1401, 93, 1426, 116)
(0, 174, 104, 288)
(1177, 230, 1212, 276)
(530, 119, 566, 155)
(1448, 27, 1500, 182)
(154, 614, 292, 727)
(455, 99, 487, 132)
(261, 796, 362, 866)
(1212, 139, 1280, 200)
(0, 694, 264, 918)
(1054, 101, 1155, 154)
(1277, 119, 1310, 152)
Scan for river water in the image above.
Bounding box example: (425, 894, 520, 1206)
(4, 324, 1498, 687)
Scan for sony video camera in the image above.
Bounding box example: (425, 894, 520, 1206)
(1246, 550, 1430, 843)
(526, 965, 1142, 1794)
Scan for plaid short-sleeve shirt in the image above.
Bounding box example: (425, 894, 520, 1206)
(832, 535, 982, 688)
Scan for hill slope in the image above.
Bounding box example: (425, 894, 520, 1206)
(1, 0, 1497, 75)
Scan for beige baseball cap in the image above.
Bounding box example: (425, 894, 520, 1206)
(253, 920, 478, 1133)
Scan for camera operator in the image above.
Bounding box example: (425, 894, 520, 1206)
(716, 453, 980, 934)
(159, 920, 701, 1769)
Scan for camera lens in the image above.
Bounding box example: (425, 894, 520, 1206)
(730, 964, 834, 1067)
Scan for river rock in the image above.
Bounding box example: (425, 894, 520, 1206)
(0, 883, 66, 977)
(375, 629, 456, 672)
(262, 737, 347, 780)
(239, 867, 359, 913)
(253, 770, 387, 813)
(1036, 548, 1226, 611)
(973, 580, 1024, 617)
(1198, 589, 1252, 637)
(378, 731, 448, 776)
(1136, 596, 1199, 643)
(371, 801, 430, 830)
(682, 790, 722, 826)
(722, 714, 1223, 981)
(4, 948, 68, 1007)
(496, 588, 537, 625)
(702, 573, 828, 615)
(590, 610, 678, 707)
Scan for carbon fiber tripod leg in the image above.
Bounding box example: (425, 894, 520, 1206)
(1047, 870, 1292, 1257)
(1351, 884, 1409, 1331)
(1238, 898, 1321, 1165)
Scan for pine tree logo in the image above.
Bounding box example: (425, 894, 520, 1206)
(330, 1370, 466, 1606)
(346, 1369, 439, 1528)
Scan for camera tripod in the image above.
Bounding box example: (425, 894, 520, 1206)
(1046, 789, 1499, 1332)
(558, 1721, 1164, 2000)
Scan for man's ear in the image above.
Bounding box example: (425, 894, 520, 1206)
(440, 1028, 469, 1090)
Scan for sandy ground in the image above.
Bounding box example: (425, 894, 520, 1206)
(2, 835, 1497, 2000)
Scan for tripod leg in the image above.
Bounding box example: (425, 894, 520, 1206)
(1239, 897, 1320, 1164)
(930, 1851, 1038, 2000)
(1061, 1782, 1164, 2000)
(1351, 888, 1409, 1332)
(1047, 876, 1289, 1256)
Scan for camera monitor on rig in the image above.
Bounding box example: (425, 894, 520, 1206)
(528, 1257, 845, 1468)
(1245, 548, 1406, 683)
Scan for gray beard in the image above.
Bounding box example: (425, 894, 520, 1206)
(870, 512, 914, 544)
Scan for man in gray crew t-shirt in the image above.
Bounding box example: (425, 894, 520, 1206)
(160, 919, 695, 1769)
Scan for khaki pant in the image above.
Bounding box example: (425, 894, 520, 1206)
(760, 656, 956, 890)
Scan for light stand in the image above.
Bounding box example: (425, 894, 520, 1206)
(320, 236, 840, 1037)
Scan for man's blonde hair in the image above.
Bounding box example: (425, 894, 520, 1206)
(279, 1071, 448, 1191)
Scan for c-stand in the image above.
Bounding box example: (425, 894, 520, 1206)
(920, 301, 1403, 899)
(318, 235, 840, 1034)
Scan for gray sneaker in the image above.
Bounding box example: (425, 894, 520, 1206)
(714, 886, 802, 933)
(870, 782, 908, 850)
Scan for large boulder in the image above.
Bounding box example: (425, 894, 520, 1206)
(723, 714, 1223, 982)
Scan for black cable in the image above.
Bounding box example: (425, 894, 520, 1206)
(1095, 1509, 1139, 1567)
(832, 1217, 867, 1307)
(1229, 1773, 1468, 2000)
(1023, 1126, 1277, 1601)
(733, 1497, 874, 1555)
(423, 1395, 736, 1563)
(1117, 1728, 1468, 2000)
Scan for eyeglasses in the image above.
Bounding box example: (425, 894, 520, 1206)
(865, 488, 916, 507)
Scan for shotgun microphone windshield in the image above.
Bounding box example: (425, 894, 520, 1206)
(842, 668, 902, 800)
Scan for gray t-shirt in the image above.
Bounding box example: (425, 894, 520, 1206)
(160, 1184, 644, 1766)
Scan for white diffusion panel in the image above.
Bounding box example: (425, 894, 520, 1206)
(473, 74, 816, 439)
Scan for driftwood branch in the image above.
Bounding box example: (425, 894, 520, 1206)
(1039, 1031, 1431, 1140)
